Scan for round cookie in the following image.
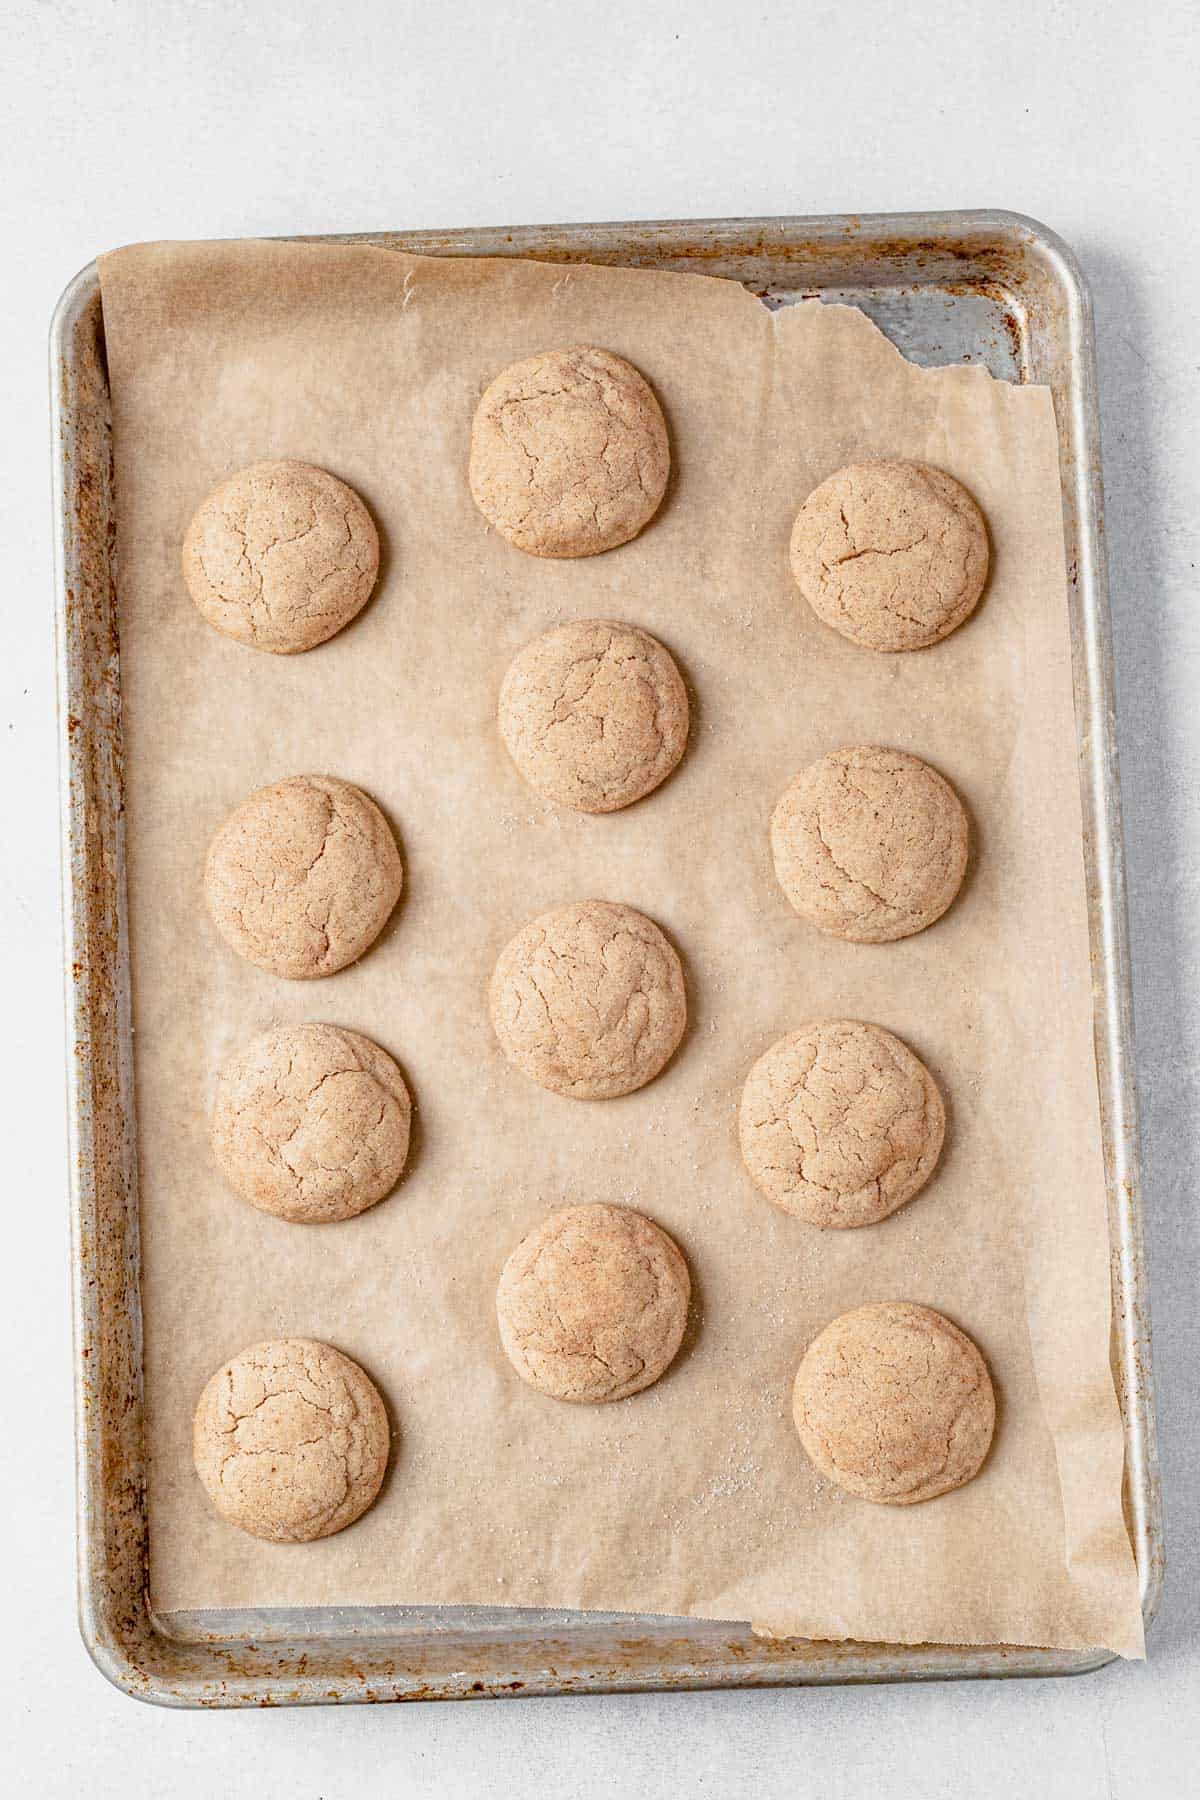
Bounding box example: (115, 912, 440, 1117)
(498, 619, 689, 813)
(204, 774, 403, 979)
(192, 1338, 390, 1541)
(770, 745, 969, 943)
(792, 1302, 995, 1504)
(489, 900, 686, 1100)
(739, 1021, 944, 1228)
(212, 1023, 411, 1224)
(182, 460, 380, 653)
(468, 346, 669, 558)
(789, 460, 988, 652)
(496, 1203, 690, 1403)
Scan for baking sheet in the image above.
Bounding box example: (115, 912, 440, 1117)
(97, 238, 1144, 1657)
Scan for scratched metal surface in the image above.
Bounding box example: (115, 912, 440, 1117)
(52, 211, 1162, 1706)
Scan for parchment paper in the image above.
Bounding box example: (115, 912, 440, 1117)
(98, 238, 1145, 1656)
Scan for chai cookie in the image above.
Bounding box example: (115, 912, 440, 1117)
(790, 460, 988, 651)
(489, 900, 686, 1099)
(771, 746, 968, 942)
(212, 1023, 411, 1224)
(793, 1302, 995, 1504)
(739, 1021, 944, 1228)
(193, 1338, 390, 1541)
(204, 774, 403, 979)
(499, 619, 689, 812)
(469, 347, 669, 557)
(182, 460, 379, 653)
(496, 1204, 690, 1403)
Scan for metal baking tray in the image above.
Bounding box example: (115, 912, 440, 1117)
(53, 211, 1163, 1706)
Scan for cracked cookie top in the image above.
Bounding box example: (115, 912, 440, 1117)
(489, 899, 686, 1100)
(498, 619, 689, 813)
(204, 774, 403, 979)
(212, 1023, 411, 1224)
(792, 1302, 995, 1504)
(468, 346, 669, 558)
(182, 460, 380, 653)
(789, 460, 988, 652)
(739, 1021, 944, 1228)
(496, 1204, 690, 1403)
(192, 1337, 390, 1540)
(770, 746, 969, 943)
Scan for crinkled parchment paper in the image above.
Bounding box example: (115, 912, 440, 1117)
(97, 238, 1144, 1655)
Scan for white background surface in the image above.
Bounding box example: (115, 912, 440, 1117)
(2, 2, 1196, 1794)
